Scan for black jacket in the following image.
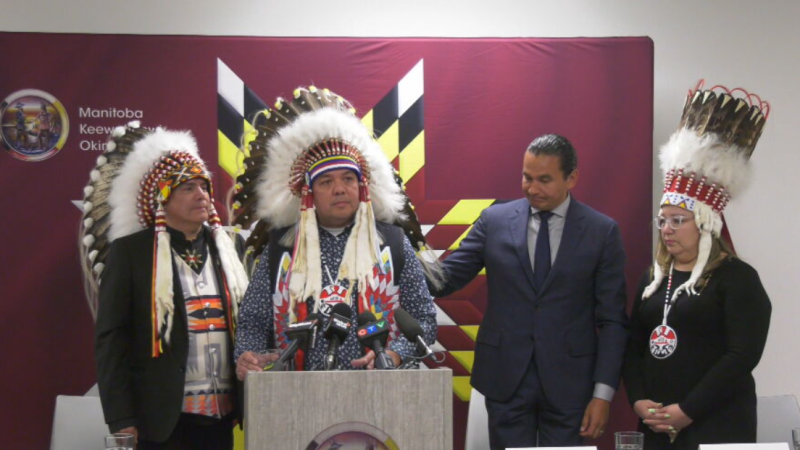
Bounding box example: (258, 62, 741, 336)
(94, 227, 238, 442)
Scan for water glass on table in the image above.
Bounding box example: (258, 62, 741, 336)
(615, 431, 644, 450)
(791, 427, 800, 450)
(105, 432, 134, 450)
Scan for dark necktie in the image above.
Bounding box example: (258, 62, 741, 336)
(533, 211, 553, 291)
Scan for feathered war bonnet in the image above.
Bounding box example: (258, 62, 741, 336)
(230, 87, 443, 321)
(80, 122, 248, 357)
(643, 80, 770, 300)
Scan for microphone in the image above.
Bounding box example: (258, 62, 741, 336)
(275, 313, 320, 368)
(393, 308, 435, 359)
(323, 303, 353, 370)
(356, 311, 395, 370)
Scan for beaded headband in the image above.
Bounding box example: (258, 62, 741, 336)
(293, 140, 367, 194)
(137, 151, 212, 227)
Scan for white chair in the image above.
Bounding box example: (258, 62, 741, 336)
(757, 395, 800, 448)
(50, 395, 108, 450)
(700, 445, 789, 450)
(466, 387, 491, 450)
(84, 383, 100, 397)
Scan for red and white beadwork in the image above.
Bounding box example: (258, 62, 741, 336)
(650, 267, 680, 359)
(661, 168, 731, 214)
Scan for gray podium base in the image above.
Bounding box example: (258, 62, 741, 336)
(245, 368, 453, 449)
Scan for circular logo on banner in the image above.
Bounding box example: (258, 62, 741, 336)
(649, 325, 678, 359)
(306, 422, 399, 450)
(1, 89, 69, 162)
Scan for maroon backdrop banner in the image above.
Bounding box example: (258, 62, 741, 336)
(0, 33, 653, 449)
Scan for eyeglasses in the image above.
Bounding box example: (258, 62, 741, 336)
(654, 215, 694, 230)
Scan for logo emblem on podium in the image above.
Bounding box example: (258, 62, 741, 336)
(306, 421, 398, 450)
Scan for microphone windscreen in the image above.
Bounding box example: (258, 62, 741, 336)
(330, 302, 353, 319)
(357, 311, 377, 326)
(324, 303, 354, 341)
(394, 308, 424, 341)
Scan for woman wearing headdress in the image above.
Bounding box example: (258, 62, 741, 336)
(623, 82, 772, 449)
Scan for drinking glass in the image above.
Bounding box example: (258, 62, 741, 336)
(791, 427, 800, 450)
(615, 431, 644, 450)
(104, 432, 134, 450)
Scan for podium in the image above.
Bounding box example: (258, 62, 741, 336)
(244, 368, 453, 449)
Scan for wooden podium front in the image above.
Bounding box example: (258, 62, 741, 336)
(244, 368, 453, 449)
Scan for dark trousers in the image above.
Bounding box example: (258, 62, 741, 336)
(138, 414, 234, 450)
(485, 357, 584, 449)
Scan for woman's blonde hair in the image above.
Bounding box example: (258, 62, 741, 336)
(653, 232, 736, 289)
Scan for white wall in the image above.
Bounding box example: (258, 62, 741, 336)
(4, 0, 799, 397)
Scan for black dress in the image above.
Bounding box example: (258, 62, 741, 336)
(623, 258, 771, 450)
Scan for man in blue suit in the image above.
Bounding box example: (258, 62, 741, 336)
(434, 134, 628, 448)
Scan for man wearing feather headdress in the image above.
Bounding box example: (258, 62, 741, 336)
(83, 123, 248, 449)
(232, 87, 439, 375)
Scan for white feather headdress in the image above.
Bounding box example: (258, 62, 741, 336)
(643, 81, 769, 300)
(255, 107, 405, 229)
(80, 124, 248, 356)
(229, 86, 444, 320)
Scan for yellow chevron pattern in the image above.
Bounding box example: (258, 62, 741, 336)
(460, 325, 480, 342)
(375, 120, 400, 162)
(450, 351, 476, 373)
(453, 376, 474, 402)
(218, 130, 240, 179)
(399, 130, 425, 184)
(439, 199, 495, 225)
(219, 119, 258, 179)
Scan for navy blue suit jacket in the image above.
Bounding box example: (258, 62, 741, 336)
(439, 198, 628, 410)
